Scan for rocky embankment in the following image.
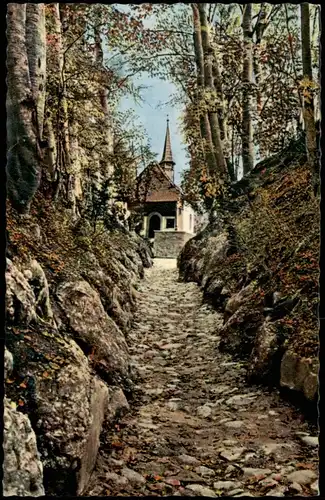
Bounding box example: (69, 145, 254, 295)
(178, 146, 319, 411)
(4, 200, 152, 496)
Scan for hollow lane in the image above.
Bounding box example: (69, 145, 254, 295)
(86, 259, 318, 497)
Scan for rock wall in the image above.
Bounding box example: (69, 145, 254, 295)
(3, 348, 45, 497)
(4, 204, 153, 496)
(3, 398, 45, 497)
(178, 147, 319, 408)
(154, 231, 193, 258)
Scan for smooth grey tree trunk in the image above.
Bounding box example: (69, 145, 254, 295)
(242, 3, 254, 175)
(94, 29, 115, 181)
(198, 3, 227, 180)
(300, 3, 318, 172)
(253, 3, 267, 117)
(26, 4, 46, 140)
(192, 3, 212, 168)
(6, 3, 40, 212)
(53, 4, 70, 171)
(193, 3, 227, 182)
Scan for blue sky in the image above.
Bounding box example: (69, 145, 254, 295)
(113, 5, 188, 186)
(119, 76, 188, 186)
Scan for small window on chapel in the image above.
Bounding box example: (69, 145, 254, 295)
(166, 218, 175, 229)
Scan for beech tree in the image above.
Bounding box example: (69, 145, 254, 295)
(43, 4, 158, 214)
(26, 4, 46, 140)
(111, 110, 157, 204)
(6, 3, 320, 218)
(192, 4, 218, 180)
(300, 3, 318, 171)
(6, 4, 46, 212)
(198, 3, 227, 180)
(242, 3, 254, 174)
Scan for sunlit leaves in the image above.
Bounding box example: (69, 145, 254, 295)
(43, 2, 320, 214)
(108, 108, 157, 203)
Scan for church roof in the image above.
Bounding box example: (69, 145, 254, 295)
(146, 190, 180, 202)
(160, 118, 175, 165)
(134, 163, 182, 204)
(137, 163, 182, 192)
(157, 164, 181, 191)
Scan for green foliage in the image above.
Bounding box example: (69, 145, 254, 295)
(40, 2, 163, 228)
(8, 2, 320, 228)
(177, 3, 320, 208)
(82, 178, 114, 230)
(110, 109, 157, 203)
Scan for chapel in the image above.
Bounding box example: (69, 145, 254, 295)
(131, 119, 196, 258)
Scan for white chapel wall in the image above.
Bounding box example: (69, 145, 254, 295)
(180, 203, 195, 234)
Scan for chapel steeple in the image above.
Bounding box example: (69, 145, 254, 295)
(160, 117, 175, 183)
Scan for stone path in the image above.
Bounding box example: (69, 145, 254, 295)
(86, 259, 318, 497)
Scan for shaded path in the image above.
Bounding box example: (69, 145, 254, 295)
(86, 259, 318, 497)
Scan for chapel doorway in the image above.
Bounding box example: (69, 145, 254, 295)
(148, 214, 161, 238)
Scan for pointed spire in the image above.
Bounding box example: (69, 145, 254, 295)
(160, 117, 175, 165)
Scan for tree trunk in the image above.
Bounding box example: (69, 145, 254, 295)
(253, 4, 268, 159)
(196, 3, 227, 180)
(6, 4, 40, 212)
(253, 3, 267, 118)
(210, 34, 229, 161)
(25, 4, 46, 140)
(192, 4, 213, 168)
(52, 4, 70, 173)
(68, 115, 83, 216)
(44, 112, 57, 179)
(300, 3, 318, 173)
(242, 3, 254, 175)
(94, 29, 114, 181)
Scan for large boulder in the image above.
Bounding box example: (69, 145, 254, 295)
(4, 347, 14, 379)
(116, 250, 142, 280)
(83, 265, 133, 333)
(5, 316, 114, 496)
(6, 257, 55, 326)
(219, 303, 264, 358)
(280, 351, 318, 401)
(56, 280, 132, 389)
(203, 278, 226, 306)
(178, 231, 229, 285)
(105, 386, 130, 427)
(76, 377, 110, 495)
(6, 259, 37, 325)
(201, 232, 230, 278)
(178, 237, 203, 282)
(3, 397, 45, 497)
(224, 282, 256, 320)
(23, 259, 53, 322)
(5, 266, 116, 496)
(30, 335, 108, 495)
(247, 320, 283, 382)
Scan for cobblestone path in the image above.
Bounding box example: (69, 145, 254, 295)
(86, 259, 318, 497)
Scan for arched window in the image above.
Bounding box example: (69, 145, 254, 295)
(148, 212, 162, 238)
